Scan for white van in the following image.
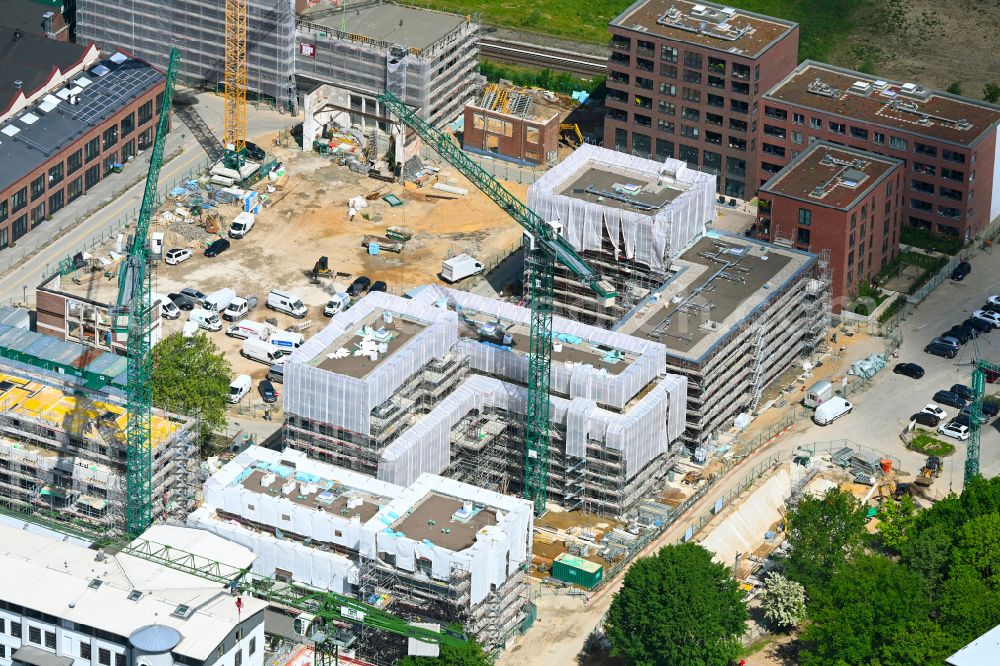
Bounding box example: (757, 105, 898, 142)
(242, 338, 285, 365)
(323, 292, 351, 316)
(226, 320, 271, 341)
(189, 308, 222, 332)
(229, 212, 256, 238)
(203, 288, 237, 312)
(154, 293, 180, 320)
(813, 397, 853, 425)
(267, 289, 308, 318)
(229, 374, 252, 403)
(270, 330, 304, 354)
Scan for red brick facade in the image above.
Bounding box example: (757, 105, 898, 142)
(463, 104, 560, 165)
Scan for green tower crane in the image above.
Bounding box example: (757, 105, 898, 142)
(113, 48, 180, 536)
(965, 346, 1000, 484)
(376, 91, 616, 515)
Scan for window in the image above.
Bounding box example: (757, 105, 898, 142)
(798, 209, 812, 226)
(67, 177, 83, 202)
(707, 75, 725, 89)
(681, 107, 700, 122)
(636, 39, 654, 56)
(85, 165, 101, 190)
(115, 653, 125, 666)
(683, 70, 702, 84)
(707, 93, 724, 108)
(848, 250, 855, 266)
(655, 138, 674, 159)
(762, 143, 785, 158)
(85, 137, 101, 162)
(793, 112, 805, 125)
(730, 99, 749, 114)
(235, 649, 243, 666)
(635, 76, 653, 90)
(31, 202, 45, 227)
(829, 121, 846, 134)
(797, 227, 811, 245)
(249, 638, 257, 655)
(873, 131, 885, 144)
(658, 82, 676, 96)
(156, 92, 164, 110)
(763, 124, 786, 139)
(525, 126, 539, 144)
(11, 187, 27, 212)
(728, 136, 747, 152)
(121, 139, 136, 163)
(657, 120, 675, 134)
(636, 57, 653, 72)
(890, 136, 908, 150)
(705, 130, 723, 145)
(103, 125, 118, 150)
(941, 167, 964, 181)
(67, 149, 83, 174)
(661, 45, 678, 63)
(681, 87, 700, 102)
(942, 149, 965, 164)
(809, 117, 822, 129)
(731, 81, 750, 95)
(138, 100, 153, 125)
(764, 106, 787, 120)
(677, 144, 699, 166)
(658, 101, 675, 115)
(914, 142, 937, 157)
(121, 112, 135, 137)
(0, 619, 4, 633)
(659, 64, 677, 78)
(706, 112, 723, 126)
(634, 114, 652, 128)
(913, 161, 936, 176)
(850, 126, 868, 140)
(634, 94, 652, 109)
(729, 118, 748, 133)
(938, 206, 961, 219)
(911, 198, 933, 212)
(680, 125, 699, 139)
(98, 648, 111, 666)
(791, 131, 803, 144)
(81, 644, 94, 661)
(31, 174, 45, 201)
(610, 36, 630, 51)
(683, 51, 702, 69)
(48, 162, 64, 186)
(45, 631, 56, 649)
(632, 132, 651, 155)
(911, 179, 934, 194)
(708, 56, 726, 74)
(732, 62, 750, 80)
(29, 625, 41, 644)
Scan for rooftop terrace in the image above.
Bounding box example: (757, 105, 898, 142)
(619, 232, 813, 362)
(299, 3, 467, 53)
(765, 62, 1000, 146)
(611, 0, 796, 58)
(760, 142, 901, 210)
(239, 467, 388, 523)
(311, 310, 428, 379)
(391, 492, 498, 552)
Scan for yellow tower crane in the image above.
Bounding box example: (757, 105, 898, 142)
(224, 0, 248, 167)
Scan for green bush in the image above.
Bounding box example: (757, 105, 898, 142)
(478, 60, 604, 96)
(877, 296, 903, 324)
(909, 431, 956, 457)
(900, 225, 964, 255)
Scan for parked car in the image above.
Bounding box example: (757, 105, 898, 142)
(324, 292, 351, 316)
(921, 404, 948, 420)
(931, 335, 961, 349)
(168, 293, 197, 311)
(155, 293, 180, 320)
(180, 287, 207, 302)
(914, 411, 942, 427)
(258, 379, 278, 404)
(925, 341, 957, 359)
(960, 403, 999, 421)
(972, 309, 1000, 328)
(955, 409, 987, 426)
(893, 363, 925, 378)
(370, 280, 388, 293)
(951, 261, 971, 281)
(165, 248, 192, 265)
(205, 238, 231, 257)
(987, 295, 1000, 308)
(813, 397, 852, 425)
(938, 421, 970, 441)
(266, 289, 308, 318)
(348, 276, 372, 297)
(964, 317, 994, 334)
(229, 375, 252, 404)
(950, 384, 974, 401)
(933, 390, 967, 410)
(945, 326, 973, 344)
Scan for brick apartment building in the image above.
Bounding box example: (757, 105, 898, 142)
(760, 61, 1000, 239)
(0, 43, 165, 252)
(757, 142, 902, 311)
(604, 0, 798, 200)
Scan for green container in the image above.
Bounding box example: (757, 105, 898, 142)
(551, 553, 604, 589)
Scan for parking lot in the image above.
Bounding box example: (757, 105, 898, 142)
(758, 246, 1000, 494)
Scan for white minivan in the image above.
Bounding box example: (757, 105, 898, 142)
(813, 397, 853, 425)
(242, 338, 285, 365)
(229, 212, 256, 239)
(270, 330, 304, 354)
(154, 293, 180, 320)
(189, 308, 222, 332)
(229, 374, 252, 403)
(267, 289, 308, 318)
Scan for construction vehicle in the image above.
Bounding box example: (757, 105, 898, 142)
(915, 456, 944, 487)
(312, 256, 332, 279)
(378, 90, 616, 515)
(560, 123, 584, 146)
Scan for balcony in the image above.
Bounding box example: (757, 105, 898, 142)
(705, 131, 723, 145)
(681, 109, 700, 122)
(732, 64, 751, 80)
(707, 76, 725, 89)
(913, 162, 936, 176)
(635, 76, 653, 90)
(637, 46, 655, 58)
(610, 38, 631, 51)
(636, 57, 654, 72)
(764, 107, 787, 121)
(634, 95, 653, 110)
(606, 89, 628, 105)
(938, 206, 961, 220)
(762, 145, 785, 158)
(728, 138, 747, 152)
(610, 52, 630, 66)
(731, 81, 750, 96)
(706, 113, 723, 127)
(728, 119, 748, 133)
(763, 125, 786, 139)
(707, 94, 724, 108)
(708, 58, 726, 75)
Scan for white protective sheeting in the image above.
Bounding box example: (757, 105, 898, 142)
(527, 144, 715, 270)
(285, 292, 457, 436)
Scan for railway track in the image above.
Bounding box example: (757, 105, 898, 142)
(480, 38, 607, 77)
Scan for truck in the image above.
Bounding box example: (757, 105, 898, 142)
(229, 211, 256, 238)
(222, 295, 258, 321)
(441, 254, 484, 283)
(203, 288, 237, 313)
(270, 330, 304, 354)
(226, 319, 271, 341)
(189, 308, 222, 332)
(242, 338, 285, 365)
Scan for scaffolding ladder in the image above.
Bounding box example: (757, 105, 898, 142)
(747, 317, 769, 415)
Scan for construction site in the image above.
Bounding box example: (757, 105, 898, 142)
(189, 445, 533, 657)
(462, 83, 561, 166)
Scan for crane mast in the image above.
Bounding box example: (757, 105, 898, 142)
(224, 0, 248, 167)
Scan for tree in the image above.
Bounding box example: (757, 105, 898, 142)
(398, 642, 490, 666)
(950, 512, 1000, 588)
(946, 81, 963, 95)
(799, 555, 946, 666)
(783, 488, 868, 596)
(605, 542, 747, 666)
(152, 332, 232, 444)
(900, 521, 953, 598)
(877, 494, 918, 553)
(760, 572, 806, 631)
(984, 82, 1000, 103)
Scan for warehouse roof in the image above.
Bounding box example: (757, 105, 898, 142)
(0, 1, 65, 39)
(760, 141, 901, 210)
(0, 524, 266, 660)
(764, 61, 1000, 146)
(0, 27, 92, 116)
(611, 0, 796, 58)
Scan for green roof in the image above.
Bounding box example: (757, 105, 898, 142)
(554, 553, 602, 573)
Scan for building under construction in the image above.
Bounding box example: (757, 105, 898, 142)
(281, 289, 687, 518)
(528, 145, 830, 447)
(463, 83, 560, 166)
(0, 342, 198, 533)
(189, 445, 533, 657)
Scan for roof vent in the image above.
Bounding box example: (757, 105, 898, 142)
(13, 80, 21, 89)
(170, 604, 192, 619)
(12, 29, 22, 42)
(88, 578, 103, 589)
(127, 590, 143, 602)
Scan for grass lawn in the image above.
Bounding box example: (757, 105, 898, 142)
(399, 0, 870, 61)
(909, 431, 956, 457)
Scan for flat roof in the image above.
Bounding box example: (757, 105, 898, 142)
(948, 623, 1000, 666)
(0, 52, 163, 193)
(299, 3, 465, 53)
(760, 141, 902, 210)
(391, 492, 498, 552)
(240, 468, 387, 523)
(312, 310, 427, 379)
(764, 61, 1000, 146)
(611, 0, 796, 58)
(557, 164, 688, 212)
(619, 233, 813, 363)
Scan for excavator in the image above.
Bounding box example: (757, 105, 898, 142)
(914, 455, 943, 487)
(559, 123, 584, 146)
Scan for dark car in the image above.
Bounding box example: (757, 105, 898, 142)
(914, 411, 942, 427)
(951, 261, 972, 281)
(893, 363, 925, 378)
(964, 317, 993, 334)
(258, 379, 278, 404)
(180, 287, 207, 302)
(933, 390, 967, 410)
(945, 327, 972, 344)
(925, 341, 957, 359)
(370, 280, 388, 293)
(243, 141, 266, 162)
(347, 276, 371, 297)
(168, 293, 197, 311)
(951, 384, 974, 401)
(205, 238, 231, 257)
